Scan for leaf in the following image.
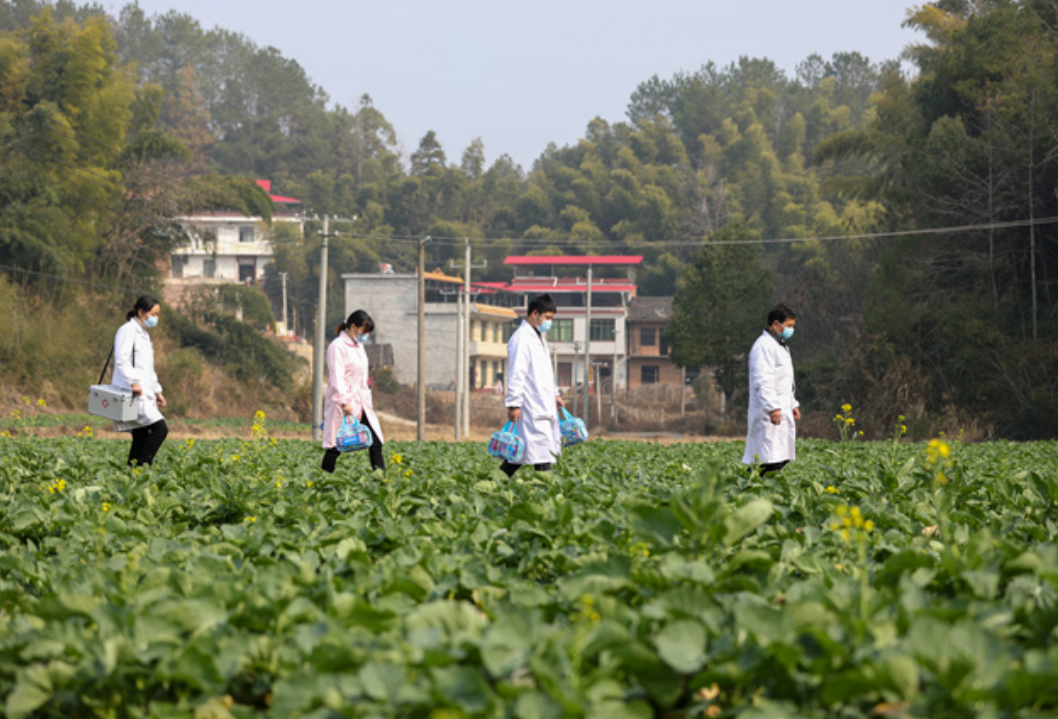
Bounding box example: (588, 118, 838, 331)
(5, 665, 54, 719)
(653, 619, 707, 674)
(628, 505, 683, 547)
(723, 498, 774, 545)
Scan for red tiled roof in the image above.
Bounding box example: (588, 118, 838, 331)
(504, 255, 642, 266)
(256, 179, 300, 204)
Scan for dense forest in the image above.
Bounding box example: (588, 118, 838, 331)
(1, 0, 1057, 438)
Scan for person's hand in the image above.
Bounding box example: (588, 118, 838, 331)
(556, 395, 565, 409)
(508, 407, 521, 422)
(156, 394, 167, 408)
(342, 404, 355, 416)
(769, 409, 782, 425)
(131, 383, 142, 396)
(793, 407, 801, 421)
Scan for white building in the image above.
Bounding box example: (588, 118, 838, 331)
(478, 255, 642, 393)
(169, 180, 302, 286)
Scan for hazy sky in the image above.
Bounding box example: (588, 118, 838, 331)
(121, 0, 923, 170)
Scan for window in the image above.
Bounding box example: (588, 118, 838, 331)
(239, 226, 255, 243)
(170, 255, 188, 278)
(590, 318, 614, 341)
(503, 320, 519, 342)
(640, 327, 657, 347)
(642, 365, 660, 385)
(552, 318, 574, 342)
(203, 258, 216, 278)
(558, 362, 573, 386)
(660, 333, 669, 356)
(201, 227, 217, 246)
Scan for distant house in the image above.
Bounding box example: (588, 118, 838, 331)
(625, 296, 695, 389)
(341, 270, 523, 389)
(479, 255, 642, 392)
(168, 180, 302, 291)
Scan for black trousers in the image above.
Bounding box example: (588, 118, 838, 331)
(322, 413, 385, 473)
(749, 460, 788, 476)
(128, 420, 168, 467)
(500, 460, 552, 477)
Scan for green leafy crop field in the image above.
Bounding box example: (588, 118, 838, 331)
(1, 426, 1057, 718)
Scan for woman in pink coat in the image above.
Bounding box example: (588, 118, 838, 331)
(321, 310, 385, 473)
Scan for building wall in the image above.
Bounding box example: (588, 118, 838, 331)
(170, 216, 301, 283)
(344, 275, 516, 390)
(627, 357, 684, 389)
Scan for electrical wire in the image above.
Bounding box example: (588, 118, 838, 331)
(326, 216, 1058, 250)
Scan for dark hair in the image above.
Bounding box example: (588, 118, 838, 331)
(127, 294, 160, 321)
(336, 309, 375, 336)
(768, 304, 797, 326)
(528, 293, 557, 317)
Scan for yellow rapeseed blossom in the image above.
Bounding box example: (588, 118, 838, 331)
(391, 453, 403, 465)
(185, 438, 195, 449)
(245, 516, 257, 523)
(36, 398, 46, 408)
(829, 504, 874, 544)
(825, 486, 839, 494)
(841, 404, 852, 413)
(102, 502, 111, 512)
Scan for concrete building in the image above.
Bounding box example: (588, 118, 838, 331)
(168, 180, 302, 288)
(480, 255, 642, 393)
(341, 270, 521, 388)
(626, 296, 681, 388)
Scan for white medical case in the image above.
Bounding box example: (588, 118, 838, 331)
(87, 385, 139, 421)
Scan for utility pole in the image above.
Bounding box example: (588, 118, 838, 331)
(449, 239, 485, 438)
(584, 265, 593, 425)
(279, 272, 289, 334)
(311, 216, 329, 443)
(417, 237, 429, 441)
(572, 341, 581, 417)
(454, 288, 464, 440)
(610, 327, 618, 431)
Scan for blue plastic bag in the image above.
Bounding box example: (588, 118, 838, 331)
(487, 420, 525, 463)
(560, 408, 588, 447)
(336, 415, 373, 453)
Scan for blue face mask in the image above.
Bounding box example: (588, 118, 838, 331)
(145, 315, 159, 328)
(539, 319, 552, 333)
(781, 326, 794, 340)
(359, 333, 370, 344)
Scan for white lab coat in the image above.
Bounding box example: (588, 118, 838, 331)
(742, 329, 798, 465)
(322, 332, 383, 449)
(111, 318, 165, 432)
(505, 320, 561, 465)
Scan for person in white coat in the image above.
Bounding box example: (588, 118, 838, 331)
(502, 293, 565, 476)
(742, 304, 800, 475)
(321, 310, 385, 473)
(112, 295, 168, 467)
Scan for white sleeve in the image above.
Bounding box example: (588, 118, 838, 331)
(750, 343, 780, 413)
(505, 332, 529, 409)
(114, 325, 145, 385)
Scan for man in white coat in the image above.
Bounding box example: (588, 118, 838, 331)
(742, 304, 800, 475)
(502, 293, 565, 476)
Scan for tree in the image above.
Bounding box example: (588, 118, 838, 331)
(668, 224, 774, 403)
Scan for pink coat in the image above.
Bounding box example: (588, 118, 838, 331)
(322, 332, 383, 449)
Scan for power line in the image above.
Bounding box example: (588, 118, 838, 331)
(330, 216, 1058, 250)
(0, 263, 153, 294)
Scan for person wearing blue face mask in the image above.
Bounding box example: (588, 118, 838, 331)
(502, 293, 564, 477)
(113, 295, 169, 467)
(743, 304, 800, 476)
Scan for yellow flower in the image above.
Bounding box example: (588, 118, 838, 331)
(275, 479, 282, 488)
(391, 453, 403, 465)
(845, 417, 855, 427)
(36, 398, 46, 408)
(825, 486, 839, 494)
(841, 404, 852, 413)
(306, 481, 313, 488)
(102, 502, 111, 512)
(404, 470, 412, 477)
(185, 438, 195, 449)
(900, 425, 907, 435)
(864, 520, 875, 532)
(245, 516, 256, 523)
